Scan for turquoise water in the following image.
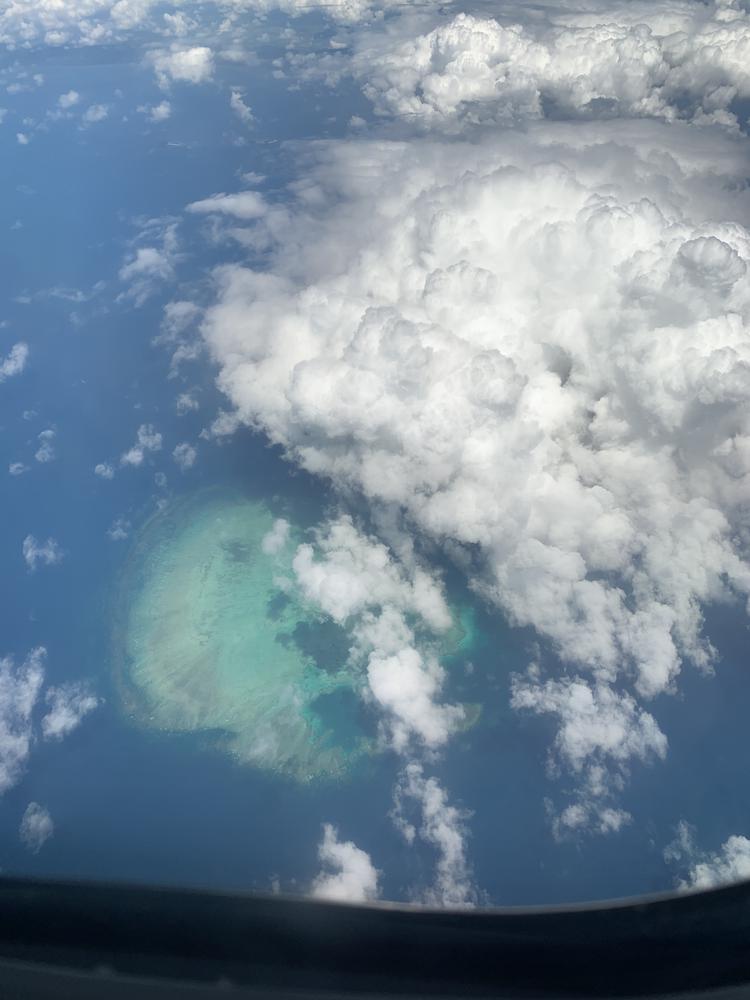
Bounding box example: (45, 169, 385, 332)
(122, 491, 479, 783)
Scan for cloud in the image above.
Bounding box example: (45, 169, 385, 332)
(311, 824, 380, 903)
(82, 103, 109, 124)
(261, 518, 290, 555)
(9, 462, 29, 476)
(0, 648, 45, 795)
(19, 802, 53, 853)
(34, 428, 55, 463)
(230, 88, 254, 125)
(665, 821, 750, 890)
(292, 516, 462, 752)
(153, 46, 214, 88)
(392, 763, 477, 908)
(187, 190, 267, 221)
(107, 517, 131, 540)
(23, 535, 63, 571)
(94, 462, 115, 479)
(176, 391, 199, 414)
(172, 441, 196, 470)
(138, 99, 171, 122)
(199, 113, 750, 821)
(58, 90, 79, 108)
(41, 682, 99, 741)
(121, 423, 162, 466)
(0, 342, 29, 381)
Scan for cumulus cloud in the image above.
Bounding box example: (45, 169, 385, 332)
(0, 342, 28, 381)
(172, 441, 196, 470)
(107, 517, 131, 540)
(94, 462, 115, 479)
(392, 762, 477, 907)
(19, 802, 53, 853)
(665, 821, 750, 890)
(0, 648, 45, 795)
(199, 111, 750, 827)
(261, 517, 290, 555)
(153, 45, 214, 88)
(230, 88, 254, 124)
(292, 516, 462, 752)
(23, 535, 63, 571)
(41, 682, 99, 740)
(336, 4, 750, 130)
(311, 823, 380, 903)
(187, 190, 267, 221)
(82, 103, 109, 124)
(176, 391, 199, 414)
(121, 423, 163, 466)
(139, 100, 171, 122)
(9, 462, 29, 476)
(57, 90, 79, 108)
(34, 428, 55, 463)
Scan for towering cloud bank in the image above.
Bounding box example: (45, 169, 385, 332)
(199, 103, 750, 826)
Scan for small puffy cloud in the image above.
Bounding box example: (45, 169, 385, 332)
(153, 46, 214, 88)
(41, 682, 99, 741)
(107, 517, 130, 540)
(57, 90, 79, 109)
(172, 441, 196, 470)
(34, 428, 55, 463)
(82, 103, 109, 124)
(261, 518, 290, 555)
(9, 462, 29, 476)
(311, 824, 380, 903)
(16, 132, 29, 145)
(175, 392, 198, 415)
(19, 802, 53, 853)
(121, 423, 162, 467)
(392, 763, 477, 908)
(23, 535, 63, 571)
(94, 462, 115, 479)
(0, 342, 28, 381)
(666, 821, 750, 890)
(230, 88, 254, 124)
(139, 99, 171, 122)
(118, 220, 178, 306)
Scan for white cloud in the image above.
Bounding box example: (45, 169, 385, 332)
(292, 517, 461, 752)
(392, 763, 477, 908)
(9, 462, 29, 476)
(58, 90, 79, 108)
(261, 518, 290, 555)
(0, 342, 28, 381)
(19, 802, 53, 853)
(230, 88, 254, 124)
(0, 648, 45, 795)
(121, 422, 162, 466)
(172, 441, 196, 470)
(82, 103, 109, 123)
(199, 113, 750, 819)
(23, 535, 63, 571)
(107, 517, 131, 540)
(311, 823, 380, 903)
(41, 682, 99, 741)
(94, 462, 115, 479)
(187, 190, 267, 221)
(139, 99, 171, 122)
(175, 391, 199, 414)
(34, 428, 55, 463)
(153, 46, 214, 88)
(666, 821, 750, 890)
(16, 132, 29, 145)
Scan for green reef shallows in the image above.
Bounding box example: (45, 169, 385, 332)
(118, 491, 479, 784)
